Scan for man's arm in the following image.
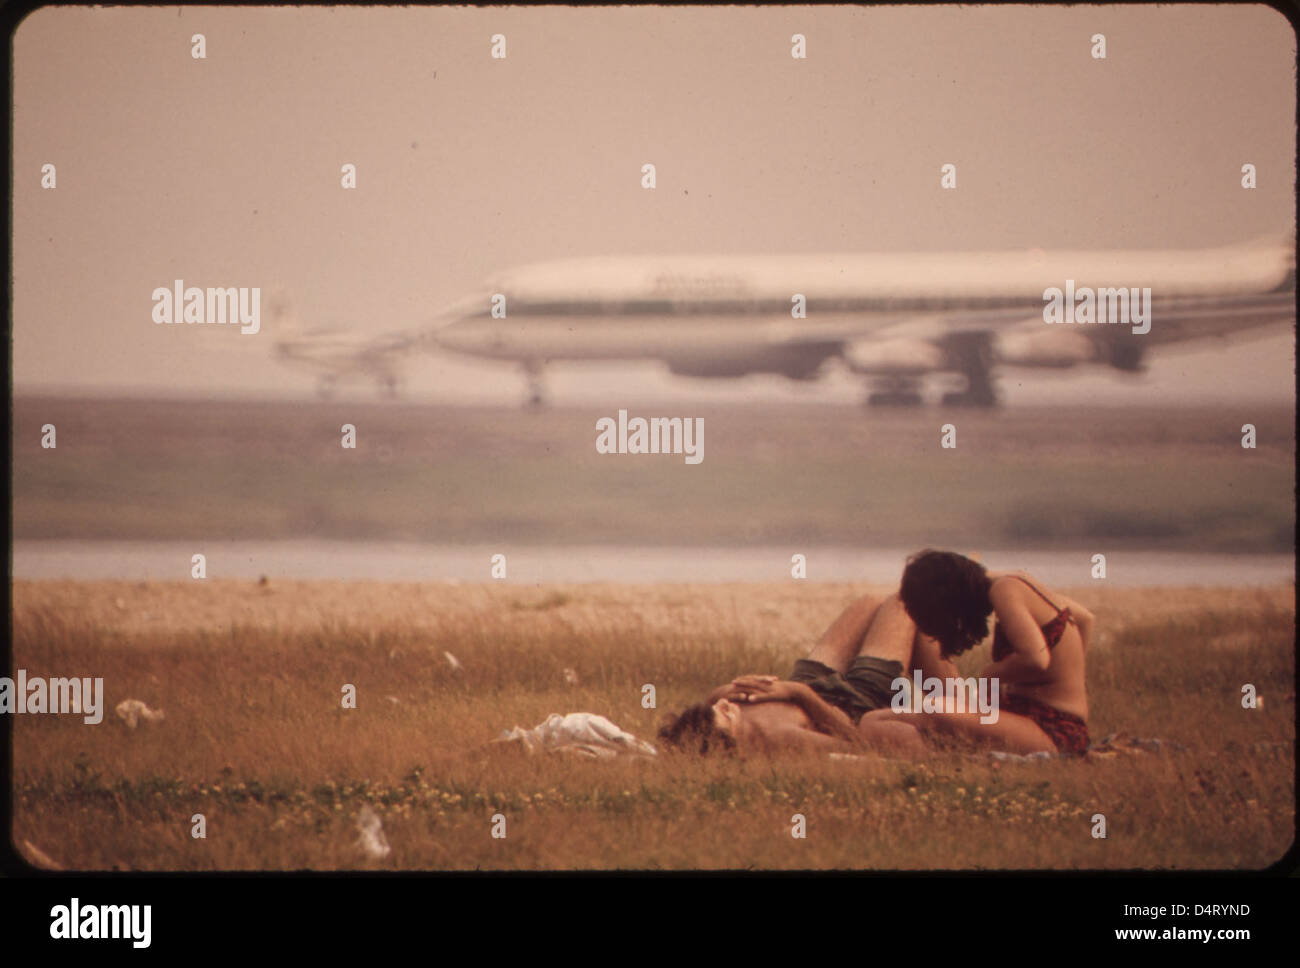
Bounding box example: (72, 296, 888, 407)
(789, 682, 863, 743)
(730, 676, 862, 745)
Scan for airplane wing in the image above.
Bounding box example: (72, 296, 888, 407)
(778, 267, 1294, 403)
(770, 232, 1295, 362)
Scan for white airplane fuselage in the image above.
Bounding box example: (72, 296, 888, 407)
(430, 241, 1295, 375)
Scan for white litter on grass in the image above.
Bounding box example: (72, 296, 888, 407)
(989, 750, 1055, 762)
(562, 667, 579, 686)
(355, 805, 391, 860)
(498, 712, 657, 759)
(115, 699, 165, 729)
(444, 651, 463, 673)
(21, 840, 63, 870)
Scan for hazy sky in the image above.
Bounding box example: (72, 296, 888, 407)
(12, 4, 1296, 405)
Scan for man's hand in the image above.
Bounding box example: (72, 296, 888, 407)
(729, 675, 806, 704)
(729, 675, 862, 746)
(705, 676, 774, 705)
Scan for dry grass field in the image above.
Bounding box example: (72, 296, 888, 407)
(9, 578, 1295, 871)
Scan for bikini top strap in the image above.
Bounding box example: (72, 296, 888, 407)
(1009, 574, 1064, 613)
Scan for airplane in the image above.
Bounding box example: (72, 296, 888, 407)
(278, 234, 1295, 406)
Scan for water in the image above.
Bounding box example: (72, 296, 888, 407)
(10, 540, 1294, 586)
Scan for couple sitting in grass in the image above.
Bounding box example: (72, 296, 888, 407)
(658, 550, 1095, 758)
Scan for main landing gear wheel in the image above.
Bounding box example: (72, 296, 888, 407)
(865, 376, 924, 407)
(940, 382, 998, 407)
(940, 332, 999, 408)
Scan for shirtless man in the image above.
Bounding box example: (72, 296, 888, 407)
(656, 591, 958, 755)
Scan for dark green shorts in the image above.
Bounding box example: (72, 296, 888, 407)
(789, 655, 905, 725)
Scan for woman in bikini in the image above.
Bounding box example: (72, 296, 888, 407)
(860, 548, 1095, 756)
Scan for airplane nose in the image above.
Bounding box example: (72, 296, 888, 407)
(428, 317, 483, 355)
(427, 292, 493, 353)
(429, 319, 464, 349)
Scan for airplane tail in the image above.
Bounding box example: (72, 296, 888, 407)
(265, 288, 311, 358)
(266, 288, 299, 336)
(1233, 228, 1295, 258)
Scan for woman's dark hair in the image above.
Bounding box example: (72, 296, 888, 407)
(899, 549, 994, 658)
(657, 702, 738, 755)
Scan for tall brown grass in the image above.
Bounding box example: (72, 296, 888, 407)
(9, 580, 1294, 870)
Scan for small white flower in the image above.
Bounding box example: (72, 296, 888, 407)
(356, 805, 391, 860)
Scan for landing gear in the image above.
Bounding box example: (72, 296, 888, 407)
(939, 332, 998, 407)
(865, 376, 924, 406)
(522, 360, 546, 408)
(941, 382, 997, 407)
(1108, 341, 1147, 373)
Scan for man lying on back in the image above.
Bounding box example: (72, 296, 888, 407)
(657, 592, 957, 756)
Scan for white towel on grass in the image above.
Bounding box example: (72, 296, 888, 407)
(498, 712, 657, 759)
